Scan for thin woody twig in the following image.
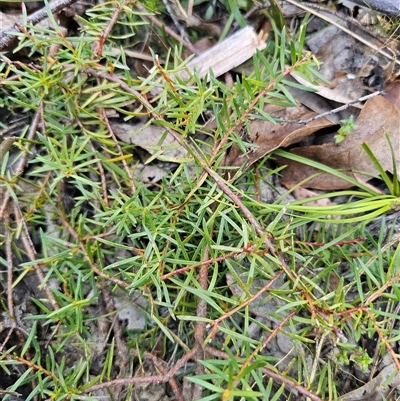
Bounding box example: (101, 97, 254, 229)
(207, 271, 284, 339)
(135, 2, 198, 55)
(57, 206, 130, 288)
(160, 250, 237, 280)
(192, 246, 210, 399)
(282, 90, 384, 125)
(205, 345, 324, 401)
(14, 202, 61, 312)
(282, 0, 400, 67)
(162, 0, 192, 46)
(94, 0, 137, 57)
(145, 352, 185, 401)
(99, 287, 128, 399)
(0, 213, 19, 351)
(5, 213, 16, 327)
(101, 109, 136, 194)
(233, 311, 296, 386)
(82, 347, 198, 393)
(342, 0, 400, 16)
(0, 0, 79, 51)
(0, 110, 41, 219)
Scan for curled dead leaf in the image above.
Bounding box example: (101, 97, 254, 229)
(383, 80, 400, 110)
(224, 103, 336, 170)
(277, 95, 400, 190)
(111, 121, 188, 163)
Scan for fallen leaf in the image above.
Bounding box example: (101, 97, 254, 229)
(111, 120, 189, 163)
(224, 103, 336, 169)
(383, 79, 400, 110)
(285, 76, 361, 123)
(277, 95, 400, 190)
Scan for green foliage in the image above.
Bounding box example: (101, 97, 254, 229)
(0, 1, 399, 400)
(334, 115, 356, 144)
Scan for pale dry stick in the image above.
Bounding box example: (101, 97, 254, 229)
(204, 345, 324, 401)
(0, 0, 79, 51)
(283, 90, 384, 125)
(307, 332, 327, 401)
(108, 47, 158, 62)
(101, 109, 136, 194)
(179, 27, 268, 80)
(187, 0, 194, 20)
(282, 0, 400, 67)
(0, 391, 21, 396)
(135, 2, 198, 55)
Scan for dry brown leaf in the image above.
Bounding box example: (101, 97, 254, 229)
(277, 95, 400, 190)
(383, 80, 400, 110)
(285, 76, 361, 123)
(111, 121, 188, 162)
(224, 103, 336, 169)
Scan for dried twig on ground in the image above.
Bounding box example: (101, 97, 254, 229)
(0, 0, 79, 51)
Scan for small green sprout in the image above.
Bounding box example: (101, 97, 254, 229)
(335, 115, 356, 144)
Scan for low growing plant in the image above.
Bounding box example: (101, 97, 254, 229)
(0, 1, 399, 400)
